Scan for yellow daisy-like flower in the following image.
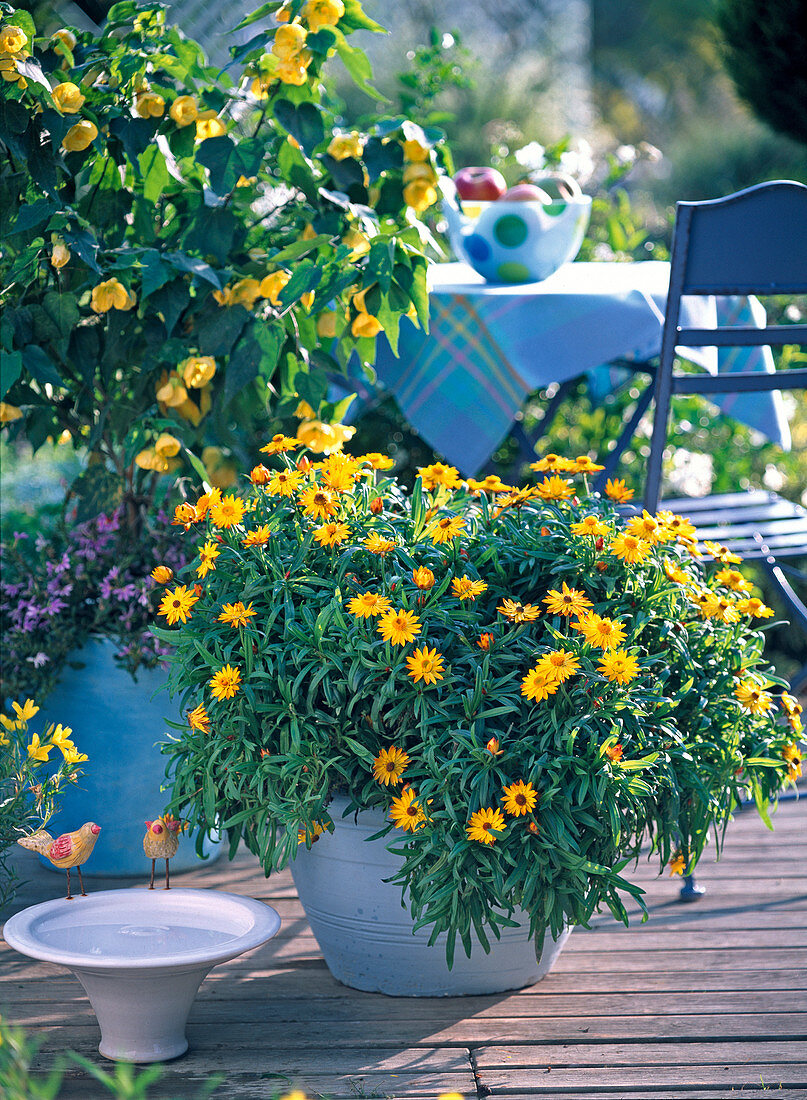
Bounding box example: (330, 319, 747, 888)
(297, 822, 325, 845)
(412, 566, 435, 590)
(735, 597, 774, 618)
(209, 664, 242, 701)
(573, 455, 605, 473)
(466, 806, 506, 845)
(261, 434, 301, 455)
(451, 575, 488, 601)
(609, 533, 652, 564)
(535, 648, 580, 683)
(372, 746, 410, 785)
(377, 608, 422, 646)
(493, 487, 537, 515)
(417, 462, 462, 491)
(604, 477, 634, 503)
(662, 558, 690, 585)
(466, 475, 512, 494)
(529, 453, 577, 473)
(572, 613, 627, 651)
(347, 592, 393, 619)
(299, 486, 339, 522)
(319, 453, 360, 493)
(783, 742, 803, 781)
(781, 693, 803, 718)
(714, 567, 751, 593)
(405, 645, 445, 685)
(355, 452, 394, 471)
(364, 532, 396, 554)
(218, 601, 257, 628)
(12, 699, 39, 725)
(267, 469, 304, 497)
(544, 582, 592, 618)
(569, 515, 611, 538)
(498, 598, 541, 623)
(597, 649, 641, 685)
(210, 496, 245, 529)
(151, 565, 173, 584)
(734, 680, 774, 715)
(27, 733, 53, 762)
(243, 526, 272, 547)
(314, 521, 351, 548)
(158, 585, 199, 625)
(626, 510, 671, 545)
(657, 512, 697, 541)
(187, 703, 211, 733)
(196, 540, 220, 578)
(502, 780, 538, 817)
(703, 540, 742, 565)
(429, 515, 465, 545)
(669, 851, 686, 876)
(521, 665, 561, 702)
(389, 787, 426, 832)
(534, 475, 574, 502)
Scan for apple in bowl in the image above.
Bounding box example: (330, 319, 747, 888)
(453, 166, 507, 202)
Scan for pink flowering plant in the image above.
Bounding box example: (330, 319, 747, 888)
(155, 446, 801, 960)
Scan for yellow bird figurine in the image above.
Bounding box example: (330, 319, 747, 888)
(18, 822, 102, 899)
(143, 814, 182, 889)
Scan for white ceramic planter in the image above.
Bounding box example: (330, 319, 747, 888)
(291, 796, 571, 996)
(2, 888, 280, 1062)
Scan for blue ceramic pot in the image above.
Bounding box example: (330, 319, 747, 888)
(35, 638, 222, 876)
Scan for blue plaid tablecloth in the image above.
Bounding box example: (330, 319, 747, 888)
(372, 261, 790, 475)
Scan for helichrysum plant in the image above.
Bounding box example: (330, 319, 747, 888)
(0, 698, 87, 906)
(155, 446, 802, 962)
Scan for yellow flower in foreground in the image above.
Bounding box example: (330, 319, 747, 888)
(498, 598, 541, 624)
(158, 585, 199, 625)
(412, 566, 435, 590)
(406, 645, 445, 685)
(418, 462, 462, 491)
(62, 745, 88, 765)
(196, 110, 226, 141)
(13, 699, 40, 724)
(210, 495, 245, 529)
(703, 541, 742, 564)
(261, 433, 301, 455)
(403, 177, 438, 213)
(715, 567, 751, 593)
(51, 81, 85, 114)
(735, 597, 774, 618)
(598, 649, 641, 685)
(466, 475, 511, 494)
(187, 703, 211, 733)
(572, 613, 627, 651)
(0, 26, 27, 53)
(574, 455, 605, 473)
(609, 533, 652, 564)
(451, 575, 488, 601)
(210, 664, 242, 701)
(521, 665, 561, 703)
(347, 591, 393, 619)
(783, 743, 803, 781)
(377, 608, 421, 646)
(27, 733, 53, 762)
(266, 469, 304, 498)
(534, 475, 574, 501)
(0, 402, 23, 423)
(626, 511, 668, 545)
(170, 95, 198, 127)
(62, 120, 98, 152)
(734, 680, 774, 715)
(181, 355, 216, 389)
(303, 0, 345, 31)
(570, 515, 611, 538)
(429, 515, 465, 545)
(299, 486, 339, 521)
(297, 419, 355, 455)
(260, 270, 292, 305)
(530, 453, 577, 473)
(372, 746, 410, 786)
(535, 649, 580, 683)
(356, 452, 394, 471)
(327, 129, 363, 160)
(663, 559, 690, 585)
(351, 312, 383, 339)
(243, 526, 272, 547)
(389, 787, 426, 831)
(466, 806, 506, 845)
(364, 532, 395, 554)
(135, 91, 165, 118)
(544, 582, 592, 618)
(196, 540, 220, 578)
(314, 521, 351, 548)
(669, 852, 686, 876)
(502, 780, 538, 817)
(218, 601, 257, 628)
(657, 512, 697, 541)
(151, 565, 173, 584)
(604, 477, 633, 503)
(781, 693, 803, 718)
(91, 278, 132, 313)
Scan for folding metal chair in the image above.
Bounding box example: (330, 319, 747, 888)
(644, 180, 807, 695)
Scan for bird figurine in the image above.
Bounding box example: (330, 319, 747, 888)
(143, 814, 182, 890)
(17, 822, 102, 900)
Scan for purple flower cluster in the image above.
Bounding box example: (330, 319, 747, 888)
(0, 507, 187, 703)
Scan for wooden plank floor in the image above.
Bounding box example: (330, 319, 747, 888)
(2, 796, 806, 1100)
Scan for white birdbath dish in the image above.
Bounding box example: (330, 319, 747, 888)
(2, 888, 281, 1062)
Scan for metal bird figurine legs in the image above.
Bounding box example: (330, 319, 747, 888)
(65, 866, 87, 901)
(148, 859, 171, 889)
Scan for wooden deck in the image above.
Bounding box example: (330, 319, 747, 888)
(2, 796, 806, 1100)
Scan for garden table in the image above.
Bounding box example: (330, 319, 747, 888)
(371, 260, 791, 475)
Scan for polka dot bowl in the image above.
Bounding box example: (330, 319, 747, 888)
(442, 192, 592, 284)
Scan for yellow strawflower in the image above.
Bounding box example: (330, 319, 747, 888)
(466, 806, 506, 844)
(372, 746, 410, 786)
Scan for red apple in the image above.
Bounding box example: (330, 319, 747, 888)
(453, 166, 507, 202)
(500, 183, 553, 203)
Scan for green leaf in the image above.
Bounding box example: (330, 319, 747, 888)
(139, 144, 170, 204)
(22, 345, 62, 387)
(0, 349, 22, 398)
(42, 292, 79, 336)
(165, 252, 222, 288)
(182, 447, 211, 489)
(274, 99, 326, 156)
(224, 333, 261, 403)
(12, 199, 58, 235)
(235, 1, 278, 29)
(332, 30, 386, 101)
(340, 0, 385, 32)
(8, 9, 36, 40)
(140, 252, 175, 300)
(110, 116, 158, 167)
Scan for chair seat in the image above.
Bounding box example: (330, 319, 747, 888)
(661, 490, 807, 559)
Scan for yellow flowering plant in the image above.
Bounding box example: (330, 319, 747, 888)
(0, 697, 87, 906)
(0, 0, 449, 524)
(155, 448, 799, 962)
